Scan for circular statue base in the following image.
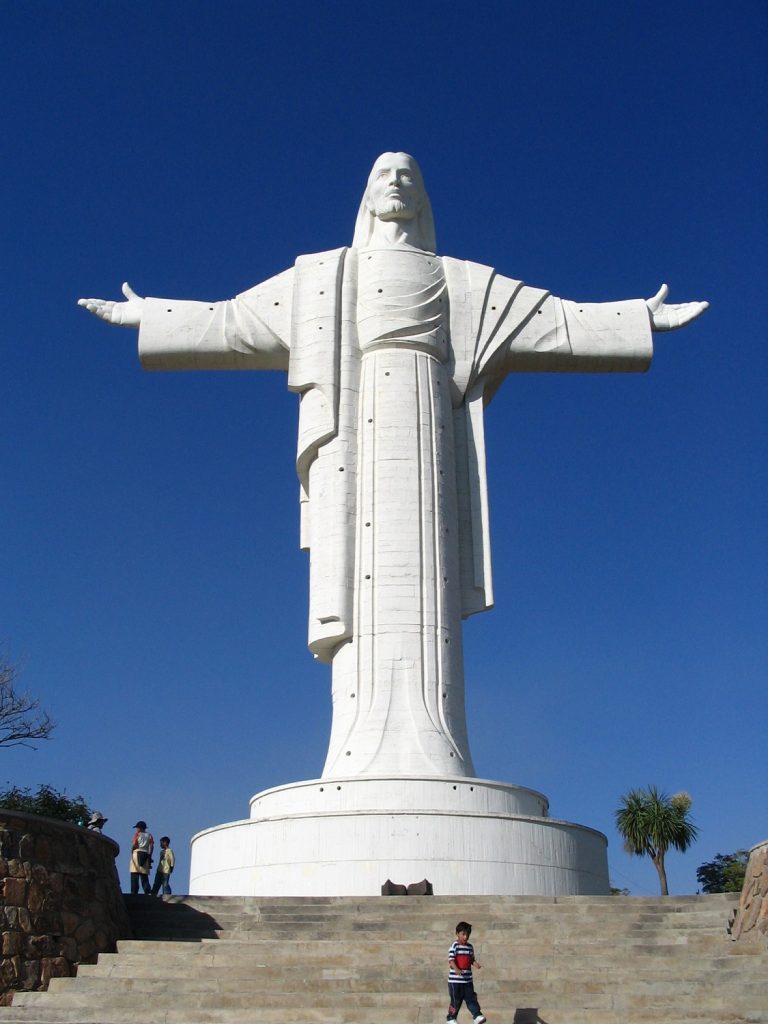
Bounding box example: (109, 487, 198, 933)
(189, 776, 610, 896)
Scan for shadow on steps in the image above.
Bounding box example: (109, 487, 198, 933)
(123, 895, 223, 941)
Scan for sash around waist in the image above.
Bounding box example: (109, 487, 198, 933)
(358, 335, 449, 360)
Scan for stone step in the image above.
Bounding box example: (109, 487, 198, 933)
(4, 1013, 767, 1024)
(35, 965, 768, 992)
(36, 973, 768, 1001)
(7, 1000, 767, 1024)
(11, 1006, 764, 1020)
(118, 929, 733, 942)
(139, 892, 736, 903)
(90, 946, 749, 968)
(127, 915, 735, 931)
(127, 899, 736, 915)
(128, 929, 723, 942)
(125, 907, 737, 926)
(0, 1018, 763, 1024)
(123, 907, 736, 927)
(99, 954, 742, 977)
(94, 938, 749, 964)
(75, 962, 760, 986)
(46, 954, 768, 978)
(128, 912, 735, 927)
(126, 907, 737, 923)
(123, 894, 737, 915)
(117, 937, 737, 958)
(4, 995, 768, 1024)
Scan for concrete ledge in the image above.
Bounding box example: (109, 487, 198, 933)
(248, 774, 549, 818)
(190, 776, 609, 897)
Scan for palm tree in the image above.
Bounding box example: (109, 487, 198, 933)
(615, 786, 699, 895)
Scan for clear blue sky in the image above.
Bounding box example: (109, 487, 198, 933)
(2, 1, 765, 896)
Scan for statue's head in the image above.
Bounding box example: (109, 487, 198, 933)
(353, 152, 436, 252)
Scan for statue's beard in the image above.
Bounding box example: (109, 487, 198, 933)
(374, 198, 416, 221)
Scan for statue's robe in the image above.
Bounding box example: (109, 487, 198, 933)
(139, 247, 652, 777)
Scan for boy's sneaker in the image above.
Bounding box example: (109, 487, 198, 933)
(474, 1017, 487, 1024)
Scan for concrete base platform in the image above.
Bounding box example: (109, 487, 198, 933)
(189, 776, 610, 896)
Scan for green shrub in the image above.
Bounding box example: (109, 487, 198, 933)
(0, 783, 92, 825)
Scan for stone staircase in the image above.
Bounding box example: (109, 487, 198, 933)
(1, 893, 766, 1024)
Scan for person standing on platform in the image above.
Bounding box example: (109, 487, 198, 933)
(86, 811, 107, 833)
(151, 836, 175, 896)
(129, 820, 154, 895)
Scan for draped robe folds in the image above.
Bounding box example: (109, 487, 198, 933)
(138, 247, 653, 778)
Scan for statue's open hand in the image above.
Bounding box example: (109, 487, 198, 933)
(646, 284, 709, 332)
(77, 282, 145, 328)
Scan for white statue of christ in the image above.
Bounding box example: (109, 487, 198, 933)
(80, 153, 707, 782)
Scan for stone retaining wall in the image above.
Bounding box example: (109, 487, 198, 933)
(730, 839, 768, 943)
(0, 809, 131, 1004)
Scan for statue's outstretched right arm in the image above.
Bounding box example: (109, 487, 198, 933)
(78, 269, 293, 372)
(645, 283, 708, 331)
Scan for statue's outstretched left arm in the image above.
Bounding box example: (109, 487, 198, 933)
(489, 277, 709, 377)
(646, 283, 709, 332)
(78, 282, 145, 327)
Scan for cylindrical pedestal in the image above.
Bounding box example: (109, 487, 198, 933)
(190, 776, 610, 896)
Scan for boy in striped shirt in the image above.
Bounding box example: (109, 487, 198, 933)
(447, 920, 486, 1023)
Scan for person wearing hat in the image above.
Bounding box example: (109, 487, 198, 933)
(129, 820, 154, 894)
(87, 811, 108, 833)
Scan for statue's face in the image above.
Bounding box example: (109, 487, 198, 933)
(365, 153, 424, 223)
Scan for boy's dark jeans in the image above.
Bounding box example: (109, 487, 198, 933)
(447, 980, 482, 1020)
(152, 871, 172, 896)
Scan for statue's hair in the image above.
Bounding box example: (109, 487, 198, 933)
(352, 152, 436, 253)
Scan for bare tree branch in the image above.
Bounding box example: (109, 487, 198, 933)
(0, 660, 55, 749)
